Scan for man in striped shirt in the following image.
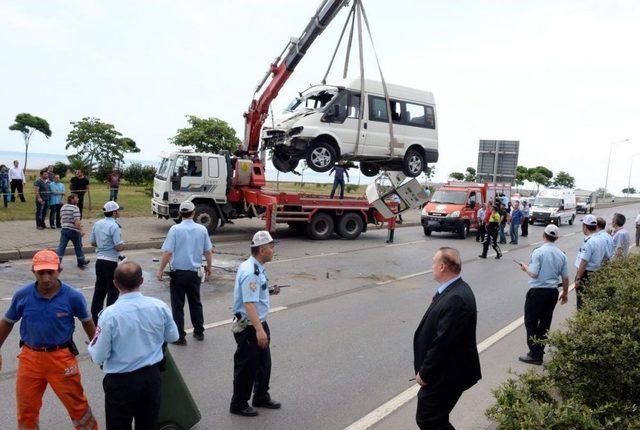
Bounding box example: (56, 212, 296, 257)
(56, 194, 90, 268)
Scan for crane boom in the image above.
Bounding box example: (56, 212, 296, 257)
(243, 0, 349, 154)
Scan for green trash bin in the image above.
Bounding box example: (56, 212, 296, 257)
(156, 348, 202, 430)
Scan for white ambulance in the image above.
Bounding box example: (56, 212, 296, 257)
(530, 188, 576, 226)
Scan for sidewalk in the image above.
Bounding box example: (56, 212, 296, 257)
(370, 292, 576, 430)
(0, 209, 423, 261)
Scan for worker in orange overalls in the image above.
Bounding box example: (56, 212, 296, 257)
(0, 249, 98, 430)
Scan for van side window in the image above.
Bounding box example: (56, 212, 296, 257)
(369, 95, 389, 122)
(405, 102, 427, 126)
(425, 106, 436, 129)
(348, 92, 361, 119)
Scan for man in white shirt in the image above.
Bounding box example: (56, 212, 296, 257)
(8, 160, 26, 203)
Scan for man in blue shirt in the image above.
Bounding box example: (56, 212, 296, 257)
(611, 213, 631, 258)
(508, 201, 523, 245)
(575, 215, 608, 309)
(518, 224, 569, 365)
(89, 261, 179, 429)
(157, 201, 213, 345)
(48, 174, 65, 229)
(520, 200, 530, 237)
(230, 231, 282, 417)
(0, 249, 98, 430)
(595, 217, 614, 261)
(329, 161, 350, 199)
(90, 200, 125, 323)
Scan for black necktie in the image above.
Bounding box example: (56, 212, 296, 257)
(432, 291, 441, 303)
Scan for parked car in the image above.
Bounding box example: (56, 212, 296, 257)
(262, 78, 439, 177)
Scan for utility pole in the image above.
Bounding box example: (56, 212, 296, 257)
(604, 138, 629, 198)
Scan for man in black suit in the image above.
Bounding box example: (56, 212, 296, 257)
(413, 247, 481, 430)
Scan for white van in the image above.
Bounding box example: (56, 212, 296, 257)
(530, 188, 577, 226)
(262, 78, 439, 177)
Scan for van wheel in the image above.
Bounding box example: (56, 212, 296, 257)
(194, 204, 219, 234)
(423, 227, 432, 236)
(306, 212, 334, 240)
(307, 139, 337, 173)
(569, 215, 575, 225)
(360, 162, 380, 177)
(402, 148, 424, 177)
(273, 151, 299, 173)
(336, 213, 364, 239)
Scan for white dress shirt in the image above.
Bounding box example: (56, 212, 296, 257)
(9, 167, 25, 182)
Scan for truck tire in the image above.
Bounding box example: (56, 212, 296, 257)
(306, 212, 334, 240)
(273, 151, 299, 173)
(402, 148, 424, 177)
(194, 204, 219, 235)
(457, 223, 469, 239)
(423, 227, 432, 236)
(336, 213, 364, 240)
(306, 139, 337, 173)
(360, 162, 380, 177)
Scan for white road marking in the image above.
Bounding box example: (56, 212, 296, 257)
(385, 240, 424, 248)
(184, 306, 288, 334)
(272, 253, 339, 264)
(376, 270, 433, 286)
(563, 232, 577, 237)
(344, 284, 577, 430)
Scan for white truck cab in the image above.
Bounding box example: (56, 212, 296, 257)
(262, 78, 439, 178)
(152, 151, 231, 231)
(530, 188, 577, 226)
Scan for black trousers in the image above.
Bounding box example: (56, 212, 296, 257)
(481, 223, 501, 257)
(416, 385, 464, 430)
(576, 271, 593, 310)
(231, 322, 272, 409)
(10, 179, 25, 202)
(476, 224, 485, 242)
(524, 288, 559, 359)
(49, 203, 62, 227)
(521, 217, 529, 236)
(103, 364, 161, 430)
(92, 259, 119, 324)
(169, 270, 204, 338)
(76, 191, 86, 217)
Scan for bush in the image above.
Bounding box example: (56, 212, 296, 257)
(94, 163, 114, 183)
(345, 184, 358, 193)
(52, 162, 68, 179)
(124, 163, 156, 185)
(487, 255, 640, 429)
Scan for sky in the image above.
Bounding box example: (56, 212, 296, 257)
(1, 0, 639, 191)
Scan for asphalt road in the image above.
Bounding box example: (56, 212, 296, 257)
(0, 203, 638, 429)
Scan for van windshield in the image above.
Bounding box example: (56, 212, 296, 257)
(534, 197, 561, 208)
(156, 157, 171, 180)
(431, 190, 467, 205)
(285, 87, 339, 114)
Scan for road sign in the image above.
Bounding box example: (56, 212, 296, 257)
(476, 140, 520, 185)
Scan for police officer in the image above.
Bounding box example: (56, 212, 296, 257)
(595, 216, 614, 261)
(575, 214, 608, 309)
(518, 224, 569, 365)
(89, 262, 179, 429)
(90, 200, 125, 323)
(157, 201, 213, 345)
(230, 231, 282, 417)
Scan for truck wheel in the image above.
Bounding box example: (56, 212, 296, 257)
(457, 223, 469, 239)
(159, 424, 180, 430)
(194, 204, 219, 234)
(273, 151, 299, 173)
(423, 227, 432, 236)
(360, 162, 380, 177)
(402, 148, 424, 177)
(569, 215, 575, 225)
(306, 139, 337, 173)
(336, 213, 364, 239)
(306, 212, 334, 240)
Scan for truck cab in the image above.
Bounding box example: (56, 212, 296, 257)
(421, 182, 486, 239)
(152, 151, 231, 231)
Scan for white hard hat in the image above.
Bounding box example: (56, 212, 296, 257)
(179, 201, 196, 213)
(103, 201, 120, 212)
(251, 231, 278, 247)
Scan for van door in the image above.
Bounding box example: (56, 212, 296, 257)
(364, 94, 396, 157)
(175, 155, 205, 192)
(324, 91, 364, 156)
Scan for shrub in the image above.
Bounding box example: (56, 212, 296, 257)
(124, 163, 156, 185)
(345, 184, 358, 193)
(94, 163, 114, 183)
(52, 162, 68, 179)
(487, 255, 640, 429)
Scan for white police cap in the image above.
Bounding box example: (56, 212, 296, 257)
(179, 201, 195, 213)
(251, 231, 278, 247)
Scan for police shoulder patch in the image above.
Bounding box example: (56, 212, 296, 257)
(249, 282, 257, 292)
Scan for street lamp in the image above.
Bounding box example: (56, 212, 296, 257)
(604, 138, 630, 199)
(626, 153, 640, 197)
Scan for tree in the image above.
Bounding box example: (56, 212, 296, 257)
(595, 188, 611, 199)
(464, 167, 476, 182)
(170, 115, 241, 153)
(527, 166, 553, 191)
(65, 117, 139, 179)
(515, 165, 530, 191)
(622, 187, 636, 195)
(530, 172, 551, 191)
(449, 172, 465, 181)
(52, 162, 68, 179)
(9, 113, 52, 173)
(553, 171, 575, 188)
(424, 165, 436, 181)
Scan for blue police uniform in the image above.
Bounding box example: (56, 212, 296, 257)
(524, 243, 568, 360)
(88, 291, 180, 428)
(575, 233, 607, 309)
(90, 217, 125, 323)
(595, 229, 614, 260)
(161, 219, 212, 340)
(230, 255, 276, 412)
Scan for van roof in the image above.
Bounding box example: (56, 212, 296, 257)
(326, 78, 435, 104)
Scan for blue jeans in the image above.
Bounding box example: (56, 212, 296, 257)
(110, 187, 119, 201)
(57, 228, 87, 265)
(35, 200, 48, 228)
(330, 179, 345, 199)
(510, 222, 519, 244)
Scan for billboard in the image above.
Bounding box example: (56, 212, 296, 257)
(476, 140, 520, 185)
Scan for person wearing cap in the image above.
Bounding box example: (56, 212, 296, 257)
(0, 250, 98, 430)
(230, 230, 282, 417)
(517, 224, 569, 365)
(88, 261, 179, 429)
(156, 200, 212, 345)
(575, 214, 608, 309)
(89, 200, 125, 324)
(595, 216, 614, 261)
